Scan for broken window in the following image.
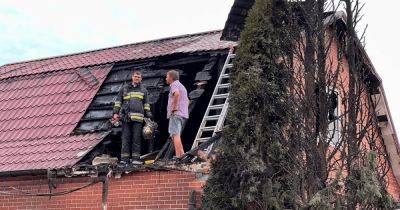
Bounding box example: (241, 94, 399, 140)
(315, 86, 341, 146)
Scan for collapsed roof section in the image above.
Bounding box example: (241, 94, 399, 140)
(76, 52, 230, 154)
(0, 30, 236, 174)
(77, 54, 222, 133)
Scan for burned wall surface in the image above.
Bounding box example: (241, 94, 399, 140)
(75, 51, 229, 162)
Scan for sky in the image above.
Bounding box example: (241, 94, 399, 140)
(361, 2, 400, 135)
(0, 0, 399, 133)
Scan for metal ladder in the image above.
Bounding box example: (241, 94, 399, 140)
(191, 49, 236, 151)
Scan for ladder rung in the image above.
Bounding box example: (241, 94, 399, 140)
(202, 126, 216, 132)
(192, 50, 234, 151)
(226, 64, 234, 69)
(205, 115, 220, 120)
(217, 83, 231, 89)
(221, 74, 230, 79)
(209, 104, 224, 110)
(214, 93, 229, 99)
(195, 137, 210, 143)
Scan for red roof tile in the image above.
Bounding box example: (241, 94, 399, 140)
(0, 133, 107, 172)
(0, 31, 235, 79)
(0, 30, 234, 173)
(0, 65, 112, 172)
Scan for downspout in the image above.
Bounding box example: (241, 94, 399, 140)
(188, 190, 197, 210)
(101, 176, 109, 210)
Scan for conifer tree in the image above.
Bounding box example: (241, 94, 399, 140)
(203, 0, 395, 209)
(202, 0, 296, 209)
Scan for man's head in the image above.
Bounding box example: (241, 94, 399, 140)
(132, 71, 142, 85)
(166, 70, 179, 85)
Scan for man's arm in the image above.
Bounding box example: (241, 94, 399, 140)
(113, 85, 124, 120)
(172, 90, 180, 114)
(143, 89, 152, 119)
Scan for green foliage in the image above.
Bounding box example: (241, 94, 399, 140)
(202, 0, 295, 209)
(202, 0, 396, 209)
(308, 180, 341, 210)
(347, 152, 395, 209)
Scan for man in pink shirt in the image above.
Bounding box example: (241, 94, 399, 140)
(166, 70, 189, 158)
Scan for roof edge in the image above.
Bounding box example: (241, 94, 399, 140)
(0, 169, 47, 177)
(1, 30, 223, 68)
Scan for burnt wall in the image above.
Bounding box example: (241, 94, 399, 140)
(75, 51, 228, 160)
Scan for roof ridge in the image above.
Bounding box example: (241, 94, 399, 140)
(1, 30, 222, 68)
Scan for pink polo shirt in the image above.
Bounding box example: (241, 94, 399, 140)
(167, 80, 189, 119)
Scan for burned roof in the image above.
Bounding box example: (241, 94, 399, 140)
(221, 1, 342, 41)
(221, 0, 255, 41)
(0, 30, 235, 173)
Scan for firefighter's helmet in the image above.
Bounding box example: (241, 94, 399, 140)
(142, 118, 158, 140)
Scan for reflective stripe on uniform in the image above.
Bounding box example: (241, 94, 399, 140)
(129, 113, 144, 121)
(130, 92, 144, 96)
(114, 101, 122, 108)
(129, 113, 144, 117)
(123, 92, 144, 100)
(131, 94, 144, 100)
(144, 103, 151, 111)
(121, 152, 130, 157)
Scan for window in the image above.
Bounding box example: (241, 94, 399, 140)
(327, 88, 340, 146)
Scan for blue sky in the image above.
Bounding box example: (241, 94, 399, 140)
(0, 0, 235, 64)
(1, 0, 400, 134)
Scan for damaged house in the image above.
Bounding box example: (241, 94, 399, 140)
(0, 31, 236, 209)
(1, 1, 400, 209)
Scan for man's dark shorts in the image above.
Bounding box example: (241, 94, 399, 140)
(168, 115, 186, 137)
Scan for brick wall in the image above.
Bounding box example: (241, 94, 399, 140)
(386, 168, 400, 201)
(1, 167, 399, 210)
(0, 171, 205, 210)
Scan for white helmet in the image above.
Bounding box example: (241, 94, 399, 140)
(142, 118, 158, 140)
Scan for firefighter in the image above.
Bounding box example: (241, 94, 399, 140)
(112, 71, 152, 164)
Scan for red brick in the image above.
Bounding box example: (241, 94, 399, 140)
(0, 171, 202, 209)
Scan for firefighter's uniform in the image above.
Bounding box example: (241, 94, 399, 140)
(113, 83, 152, 162)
